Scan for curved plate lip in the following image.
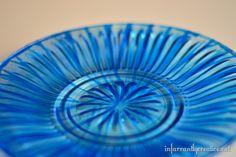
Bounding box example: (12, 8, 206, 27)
(0, 23, 235, 157)
(0, 143, 15, 157)
(0, 23, 235, 71)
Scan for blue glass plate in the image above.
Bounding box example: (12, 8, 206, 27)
(0, 24, 236, 157)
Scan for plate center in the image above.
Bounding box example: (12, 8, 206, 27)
(54, 70, 184, 145)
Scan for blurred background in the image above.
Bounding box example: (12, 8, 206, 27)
(0, 0, 235, 157)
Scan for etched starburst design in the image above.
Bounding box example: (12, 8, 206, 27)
(74, 80, 163, 136)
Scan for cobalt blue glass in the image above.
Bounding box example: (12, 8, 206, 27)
(0, 24, 236, 157)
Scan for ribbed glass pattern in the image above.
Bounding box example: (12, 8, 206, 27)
(0, 24, 236, 157)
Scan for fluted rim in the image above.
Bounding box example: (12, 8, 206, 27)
(0, 23, 235, 71)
